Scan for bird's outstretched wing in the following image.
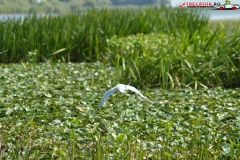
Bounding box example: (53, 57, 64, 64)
(125, 85, 153, 103)
(98, 86, 118, 108)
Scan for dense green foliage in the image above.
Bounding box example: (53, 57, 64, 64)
(0, 7, 207, 64)
(0, 6, 240, 159)
(0, 7, 240, 88)
(0, 63, 239, 159)
(106, 29, 240, 89)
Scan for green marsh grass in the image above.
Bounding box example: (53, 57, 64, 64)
(5, 7, 240, 88)
(1, 7, 240, 89)
(0, 9, 240, 158)
(0, 7, 208, 63)
(106, 22, 240, 89)
(209, 19, 240, 36)
(1, 6, 240, 159)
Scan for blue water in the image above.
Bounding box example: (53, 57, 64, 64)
(0, 9, 239, 20)
(207, 9, 240, 20)
(0, 14, 46, 21)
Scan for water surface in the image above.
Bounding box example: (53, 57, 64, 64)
(0, 9, 239, 21)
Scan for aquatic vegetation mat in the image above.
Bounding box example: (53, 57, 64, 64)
(0, 63, 239, 159)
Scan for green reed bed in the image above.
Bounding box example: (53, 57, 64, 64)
(0, 8, 240, 159)
(1, 7, 240, 89)
(209, 19, 240, 36)
(0, 7, 208, 63)
(106, 21, 240, 89)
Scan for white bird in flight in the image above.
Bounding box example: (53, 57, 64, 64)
(98, 84, 152, 108)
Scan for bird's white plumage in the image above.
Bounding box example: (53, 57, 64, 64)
(98, 84, 152, 108)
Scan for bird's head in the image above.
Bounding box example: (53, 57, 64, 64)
(117, 84, 127, 93)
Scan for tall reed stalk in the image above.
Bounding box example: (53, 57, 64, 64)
(0, 7, 208, 63)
